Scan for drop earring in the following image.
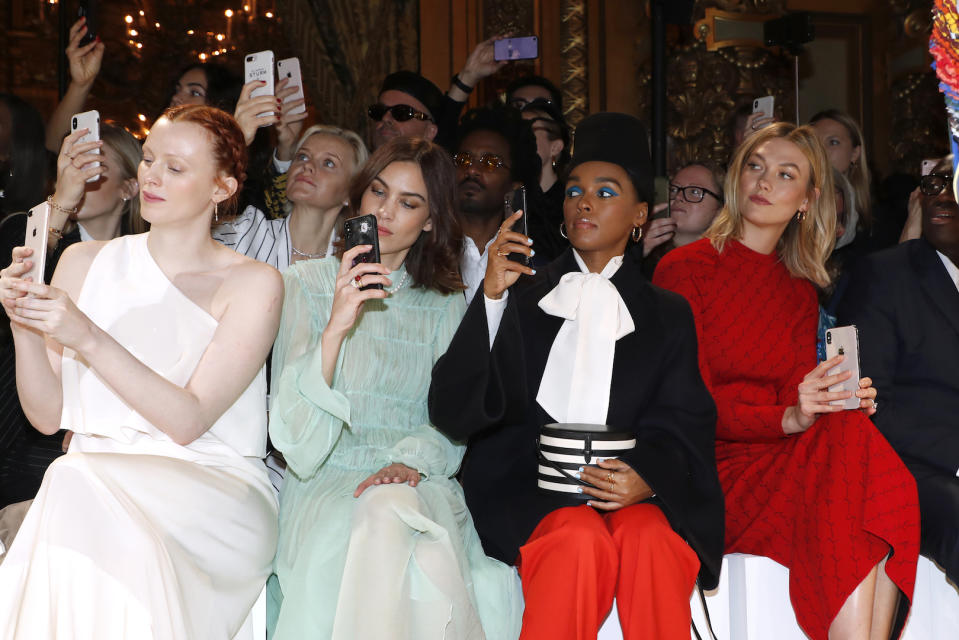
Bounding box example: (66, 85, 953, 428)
(214, 201, 219, 223)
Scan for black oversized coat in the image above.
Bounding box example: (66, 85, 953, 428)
(428, 249, 725, 589)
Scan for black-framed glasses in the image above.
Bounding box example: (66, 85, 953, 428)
(919, 173, 954, 196)
(367, 103, 432, 123)
(669, 183, 722, 204)
(453, 152, 510, 172)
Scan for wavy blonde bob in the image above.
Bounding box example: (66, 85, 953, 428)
(705, 121, 836, 288)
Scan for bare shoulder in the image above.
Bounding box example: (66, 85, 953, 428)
(50, 240, 111, 294)
(219, 252, 284, 310)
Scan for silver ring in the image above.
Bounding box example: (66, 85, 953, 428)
(872, 401, 879, 412)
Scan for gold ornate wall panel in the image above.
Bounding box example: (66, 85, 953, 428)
(560, 0, 588, 126)
(278, 0, 419, 141)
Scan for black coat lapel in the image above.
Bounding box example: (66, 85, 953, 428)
(914, 240, 959, 340)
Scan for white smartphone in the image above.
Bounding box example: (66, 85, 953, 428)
(921, 158, 939, 176)
(244, 50, 275, 117)
(276, 57, 306, 116)
(825, 325, 862, 410)
(71, 109, 101, 182)
(753, 96, 775, 119)
(23, 201, 51, 285)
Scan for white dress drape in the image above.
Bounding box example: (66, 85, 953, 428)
(0, 234, 277, 639)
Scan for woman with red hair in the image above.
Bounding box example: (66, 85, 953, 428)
(0, 105, 282, 638)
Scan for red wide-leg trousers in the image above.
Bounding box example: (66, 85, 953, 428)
(517, 503, 699, 640)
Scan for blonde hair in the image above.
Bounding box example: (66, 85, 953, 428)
(705, 122, 836, 288)
(810, 109, 870, 227)
(101, 123, 146, 233)
(284, 124, 369, 216)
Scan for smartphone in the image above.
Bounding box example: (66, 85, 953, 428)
(494, 36, 539, 61)
(245, 50, 275, 116)
(753, 96, 775, 119)
(343, 214, 382, 290)
(71, 109, 101, 182)
(276, 58, 307, 116)
(825, 325, 862, 410)
(77, 0, 99, 47)
(23, 202, 51, 286)
(921, 158, 938, 176)
(652, 176, 671, 219)
(503, 186, 530, 266)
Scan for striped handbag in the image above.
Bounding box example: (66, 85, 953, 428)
(537, 423, 636, 498)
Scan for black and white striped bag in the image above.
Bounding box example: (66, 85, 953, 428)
(537, 423, 636, 498)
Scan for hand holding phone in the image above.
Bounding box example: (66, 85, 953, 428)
(752, 96, 775, 119)
(244, 51, 275, 116)
(503, 186, 532, 266)
(77, 0, 99, 47)
(825, 326, 862, 410)
(494, 36, 539, 61)
(276, 58, 306, 116)
(70, 110, 101, 182)
(343, 214, 383, 290)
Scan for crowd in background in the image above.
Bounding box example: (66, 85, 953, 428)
(0, 15, 956, 640)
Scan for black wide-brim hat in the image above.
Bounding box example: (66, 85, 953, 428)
(569, 113, 653, 204)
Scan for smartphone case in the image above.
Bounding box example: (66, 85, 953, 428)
(494, 36, 539, 61)
(71, 110, 101, 182)
(23, 202, 51, 285)
(752, 96, 775, 119)
(277, 58, 306, 116)
(825, 325, 861, 410)
(245, 51, 275, 116)
(343, 214, 382, 290)
(504, 187, 531, 266)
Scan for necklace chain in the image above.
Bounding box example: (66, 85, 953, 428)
(291, 246, 327, 259)
(386, 271, 410, 294)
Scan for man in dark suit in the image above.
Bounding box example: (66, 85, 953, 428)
(838, 157, 959, 585)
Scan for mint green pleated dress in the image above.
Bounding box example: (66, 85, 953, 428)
(267, 258, 523, 640)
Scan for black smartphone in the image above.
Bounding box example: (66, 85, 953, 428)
(342, 214, 382, 290)
(78, 0, 99, 47)
(652, 176, 671, 219)
(503, 186, 531, 266)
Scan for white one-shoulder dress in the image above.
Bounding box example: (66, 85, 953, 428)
(0, 234, 277, 639)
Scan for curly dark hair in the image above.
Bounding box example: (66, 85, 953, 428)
(456, 106, 541, 191)
(348, 137, 464, 295)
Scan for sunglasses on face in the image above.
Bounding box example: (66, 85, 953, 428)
(919, 173, 954, 197)
(669, 184, 721, 204)
(367, 103, 432, 123)
(452, 152, 511, 172)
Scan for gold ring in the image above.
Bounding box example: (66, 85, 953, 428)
(350, 277, 361, 289)
(496, 249, 510, 257)
(606, 472, 613, 482)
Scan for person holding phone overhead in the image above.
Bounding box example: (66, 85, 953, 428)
(430, 113, 724, 639)
(267, 136, 522, 639)
(653, 122, 920, 640)
(0, 104, 281, 638)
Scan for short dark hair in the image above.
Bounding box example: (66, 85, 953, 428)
(456, 107, 541, 191)
(506, 75, 562, 110)
(0, 93, 51, 216)
(348, 137, 464, 294)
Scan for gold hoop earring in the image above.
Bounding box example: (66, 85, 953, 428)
(214, 201, 219, 223)
(559, 222, 568, 239)
(631, 226, 642, 242)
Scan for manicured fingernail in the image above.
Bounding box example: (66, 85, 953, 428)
(574, 471, 582, 479)
(527, 238, 533, 245)
(577, 486, 583, 493)
(578, 466, 584, 472)
(530, 249, 535, 256)
(531, 269, 537, 275)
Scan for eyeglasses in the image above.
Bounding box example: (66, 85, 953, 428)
(367, 103, 432, 123)
(452, 152, 510, 172)
(669, 183, 722, 204)
(919, 173, 954, 196)
(510, 97, 554, 109)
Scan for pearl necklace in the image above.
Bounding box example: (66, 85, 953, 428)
(386, 271, 411, 293)
(291, 246, 326, 259)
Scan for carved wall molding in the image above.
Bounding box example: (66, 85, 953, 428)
(560, 0, 587, 126)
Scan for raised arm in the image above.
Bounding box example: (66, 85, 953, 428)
(5, 243, 283, 444)
(45, 18, 104, 152)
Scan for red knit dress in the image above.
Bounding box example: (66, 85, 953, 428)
(654, 238, 919, 640)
